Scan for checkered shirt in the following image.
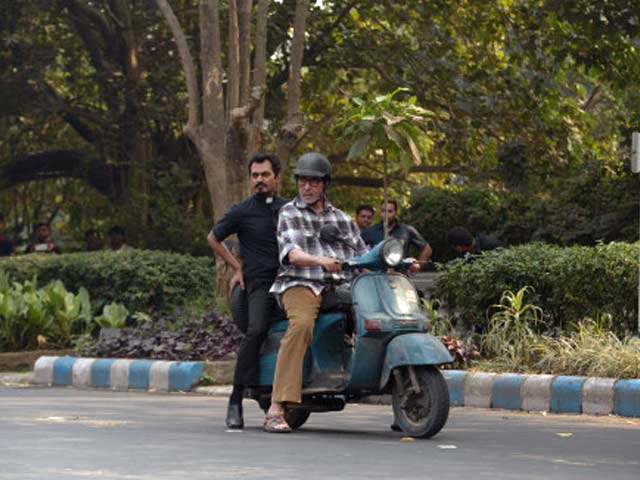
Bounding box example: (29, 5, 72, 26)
(269, 196, 368, 296)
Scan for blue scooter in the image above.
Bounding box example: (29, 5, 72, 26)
(246, 226, 453, 438)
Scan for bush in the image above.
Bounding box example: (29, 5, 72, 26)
(436, 241, 639, 334)
(0, 250, 215, 314)
(79, 311, 242, 361)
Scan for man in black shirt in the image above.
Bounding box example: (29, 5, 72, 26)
(0, 213, 14, 257)
(361, 199, 432, 261)
(207, 153, 286, 429)
(446, 226, 500, 256)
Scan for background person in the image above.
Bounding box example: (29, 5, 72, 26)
(0, 213, 14, 256)
(85, 228, 104, 251)
(108, 226, 128, 251)
(207, 152, 287, 430)
(446, 226, 500, 256)
(361, 199, 432, 262)
(26, 222, 61, 254)
(354, 204, 375, 231)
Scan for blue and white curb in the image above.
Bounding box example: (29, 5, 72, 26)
(442, 370, 640, 418)
(34, 356, 204, 392)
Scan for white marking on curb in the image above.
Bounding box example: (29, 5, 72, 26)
(464, 372, 496, 408)
(33, 356, 57, 386)
(521, 374, 555, 412)
(111, 359, 133, 390)
(582, 377, 616, 415)
(149, 361, 172, 391)
(72, 358, 95, 388)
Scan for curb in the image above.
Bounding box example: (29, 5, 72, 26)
(33, 356, 204, 392)
(22, 357, 640, 418)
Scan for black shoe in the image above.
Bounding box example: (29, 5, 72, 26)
(390, 423, 401, 432)
(225, 403, 244, 429)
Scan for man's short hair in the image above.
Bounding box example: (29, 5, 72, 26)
(380, 198, 399, 211)
(108, 226, 126, 236)
(447, 226, 474, 247)
(34, 222, 47, 230)
(248, 152, 280, 177)
(356, 204, 375, 216)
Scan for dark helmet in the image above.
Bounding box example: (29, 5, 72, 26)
(294, 152, 331, 180)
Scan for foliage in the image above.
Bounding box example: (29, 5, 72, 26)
(0, 249, 215, 314)
(437, 242, 639, 334)
(421, 297, 479, 369)
(94, 302, 129, 329)
(0, 273, 119, 352)
(534, 317, 640, 379)
(481, 287, 543, 371)
(80, 311, 243, 361)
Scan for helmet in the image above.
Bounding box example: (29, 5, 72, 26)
(294, 152, 331, 180)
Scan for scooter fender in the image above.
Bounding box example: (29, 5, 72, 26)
(379, 333, 453, 390)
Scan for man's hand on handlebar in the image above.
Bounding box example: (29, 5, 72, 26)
(318, 256, 342, 274)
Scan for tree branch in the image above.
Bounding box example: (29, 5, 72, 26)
(200, 0, 225, 131)
(155, 0, 201, 137)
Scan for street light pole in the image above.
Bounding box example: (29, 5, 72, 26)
(631, 132, 640, 335)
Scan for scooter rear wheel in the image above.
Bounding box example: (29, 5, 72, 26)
(391, 365, 449, 438)
(284, 408, 311, 430)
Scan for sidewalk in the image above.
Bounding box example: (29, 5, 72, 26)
(2, 355, 638, 419)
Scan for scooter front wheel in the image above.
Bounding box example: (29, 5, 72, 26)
(391, 365, 449, 438)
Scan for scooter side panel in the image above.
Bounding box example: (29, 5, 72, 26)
(257, 313, 349, 388)
(379, 334, 453, 390)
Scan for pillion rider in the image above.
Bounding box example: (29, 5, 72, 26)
(207, 153, 287, 429)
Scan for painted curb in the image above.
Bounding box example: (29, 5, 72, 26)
(26, 357, 640, 419)
(33, 356, 203, 392)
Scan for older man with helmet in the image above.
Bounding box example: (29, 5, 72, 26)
(263, 152, 368, 433)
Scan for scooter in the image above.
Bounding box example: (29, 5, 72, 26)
(247, 226, 453, 438)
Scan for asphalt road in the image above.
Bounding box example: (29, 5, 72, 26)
(1, 386, 638, 480)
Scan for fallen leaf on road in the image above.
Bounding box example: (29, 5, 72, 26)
(555, 432, 573, 438)
(400, 437, 415, 442)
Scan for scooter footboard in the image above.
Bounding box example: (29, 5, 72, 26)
(379, 334, 452, 390)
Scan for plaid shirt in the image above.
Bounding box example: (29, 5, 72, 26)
(270, 196, 368, 296)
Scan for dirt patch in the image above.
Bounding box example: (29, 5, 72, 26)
(0, 350, 76, 372)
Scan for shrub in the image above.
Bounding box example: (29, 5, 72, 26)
(0, 274, 122, 352)
(436, 241, 639, 334)
(0, 249, 215, 314)
(80, 311, 242, 361)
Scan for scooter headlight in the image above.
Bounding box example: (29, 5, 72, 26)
(381, 239, 403, 267)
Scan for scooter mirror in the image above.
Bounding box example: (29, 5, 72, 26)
(320, 224, 358, 252)
(319, 224, 341, 243)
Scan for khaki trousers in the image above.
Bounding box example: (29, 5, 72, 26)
(271, 286, 322, 404)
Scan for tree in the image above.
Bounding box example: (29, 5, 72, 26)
(154, 0, 310, 220)
(337, 88, 440, 236)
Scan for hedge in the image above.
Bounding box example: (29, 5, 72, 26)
(0, 250, 215, 314)
(436, 242, 639, 334)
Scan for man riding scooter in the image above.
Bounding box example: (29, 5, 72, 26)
(264, 152, 368, 433)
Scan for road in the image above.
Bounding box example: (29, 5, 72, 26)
(1, 386, 638, 480)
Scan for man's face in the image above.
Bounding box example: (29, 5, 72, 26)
(356, 209, 373, 230)
(381, 202, 397, 226)
(297, 176, 324, 206)
(250, 161, 278, 196)
(36, 225, 50, 242)
(110, 234, 125, 250)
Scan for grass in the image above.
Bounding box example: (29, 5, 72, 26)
(441, 287, 640, 379)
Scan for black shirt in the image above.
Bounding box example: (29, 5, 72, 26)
(361, 221, 427, 258)
(0, 236, 13, 256)
(212, 193, 287, 286)
(473, 233, 500, 254)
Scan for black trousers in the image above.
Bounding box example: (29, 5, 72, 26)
(232, 283, 281, 386)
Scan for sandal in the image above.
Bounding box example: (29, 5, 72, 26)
(263, 413, 292, 433)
